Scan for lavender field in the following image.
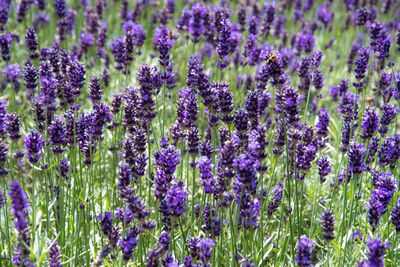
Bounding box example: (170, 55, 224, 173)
(0, 0, 400, 266)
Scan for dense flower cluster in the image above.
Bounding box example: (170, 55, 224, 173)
(0, 1, 399, 266)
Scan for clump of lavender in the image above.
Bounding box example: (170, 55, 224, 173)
(9, 180, 32, 266)
(296, 236, 315, 267)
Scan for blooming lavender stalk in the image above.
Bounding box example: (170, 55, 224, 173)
(48, 240, 62, 267)
(316, 157, 331, 183)
(198, 156, 215, 195)
(359, 238, 390, 267)
(0, 33, 12, 61)
(197, 238, 216, 266)
(217, 19, 231, 69)
(24, 27, 39, 60)
(360, 107, 379, 140)
(296, 236, 315, 267)
(25, 130, 44, 164)
(378, 104, 398, 136)
(321, 210, 335, 241)
(391, 199, 400, 233)
(7, 113, 22, 141)
(316, 108, 330, 137)
(9, 180, 32, 266)
(0, 140, 7, 176)
(267, 182, 283, 216)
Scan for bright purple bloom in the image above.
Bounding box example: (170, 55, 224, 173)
(198, 156, 215, 194)
(165, 181, 187, 217)
(296, 236, 315, 267)
(25, 130, 44, 164)
(391, 199, 400, 233)
(321, 210, 335, 241)
(9, 180, 32, 266)
(48, 241, 62, 267)
(360, 107, 379, 139)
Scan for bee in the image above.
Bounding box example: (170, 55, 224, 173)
(266, 54, 278, 64)
(168, 30, 177, 40)
(366, 96, 374, 103)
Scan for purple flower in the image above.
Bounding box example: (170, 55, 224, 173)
(391, 199, 400, 233)
(296, 236, 315, 267)
(366, 136, 380, 165)
(0, 189, 5, 207)
(316, 108, 330, 137)
(23, 64, 38, 98)
(24, 27, 38, 59)
(88, 76, 102, 103)
(316, 156, 331, 183)
(3, 63, 21, 91)
(9, 180, 32, 266)
(110, 36, 125, 71)
(366, 191, 384, 233)
(321, 210, 335, 241)
(97, 211, 120, 248)
(188, 3, 207, 43)
(6, 113, 21, 141)
(48, 240, 62, 267)
(295, 32, 315, 54)
(68, 60, 86, 91)
(354, 8, 368, 26)
(363, 238, 390, 267)
(202, 202, 222, 237)
(379, 104, 398, 136)
(267, 182, 283, 216)
(0, 33, 12, 61)
(165, 181, 187, 217)
(54, 0, 65, 18)
(360, 107, 379, 140)
(378, 134, 400, 168)
(117, 228, 139, 261)
(198, 156, 215, 194)
(353, 48, 370, 91)
(25, 130, 44, 164)
(348, 139, 366, 177)
(197, 238, 216, 266)
(48, 115, 66, 155)
(317, 3, 333, 27)
(217, 19, 231, 69)
(137, 64, 163, 122)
